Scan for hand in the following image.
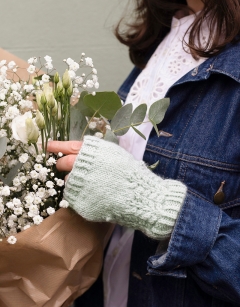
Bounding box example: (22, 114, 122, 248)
(47, 141, 82, 176)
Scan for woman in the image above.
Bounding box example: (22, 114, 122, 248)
(48, 0, 240, 306)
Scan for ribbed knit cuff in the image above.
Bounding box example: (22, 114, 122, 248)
(64, 136, 101, 206)
(64, 136, 187, 240)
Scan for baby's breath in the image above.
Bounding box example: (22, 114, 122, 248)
(0, 54, 99, 244)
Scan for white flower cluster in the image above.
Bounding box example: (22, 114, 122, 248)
(0, 55, 99, 243)
(63, 53, 99, 102)
(0, 150, 69, 243)
(88, 117, 111, 139)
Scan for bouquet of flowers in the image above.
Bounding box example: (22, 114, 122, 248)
(0, 53, 169, 306)
(0, 55, 115, 307)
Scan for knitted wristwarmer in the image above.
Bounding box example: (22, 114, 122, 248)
(64, 136, 187, 240)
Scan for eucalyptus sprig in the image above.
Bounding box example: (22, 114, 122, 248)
(69, 91, 170, 143)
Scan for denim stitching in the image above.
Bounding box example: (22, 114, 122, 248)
(162, 87, 204, 175)
(188, 189, 240, 210)
(219, 200, 240, 210)
(211, 69, 240, 83)
(145, 146, 240, 172)
(163, 194, 191, 265)
(147, 268, 186, 278)
(177, 162, 188, 182)
(146, 144, 240, 168)
(187, 189, 212, 205)
(188, 192, 222, 261)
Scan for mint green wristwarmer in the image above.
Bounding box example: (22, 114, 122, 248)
(64, 136, 187, 240)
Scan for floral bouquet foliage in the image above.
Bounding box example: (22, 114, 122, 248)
(0, 54, 169, 245)
(0, 54, 101, 244)
(0, 54, 116, 307)
(0, 53, 170, 306)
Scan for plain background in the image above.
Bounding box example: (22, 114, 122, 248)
(0, 0, 133, 91)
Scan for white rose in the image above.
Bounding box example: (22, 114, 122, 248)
(11, 111, 32, 143)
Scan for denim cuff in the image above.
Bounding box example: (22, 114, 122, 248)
(147, 190, 222, 273)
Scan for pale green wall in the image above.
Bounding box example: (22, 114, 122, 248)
(0, 0, 133, 91)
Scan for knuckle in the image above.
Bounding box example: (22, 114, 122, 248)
(70, 141, 81, 153)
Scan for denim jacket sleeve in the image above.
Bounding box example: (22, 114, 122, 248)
(147, 190, 240, 304)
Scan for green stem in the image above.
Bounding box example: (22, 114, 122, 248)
(80, 111, 99, 140)
(66, 97, 70, 140)
(41, 129, 45, 153)
(43, 104, 49, 136)
(112, 120, 150, 134)
(33, 143, 39, 155)
(49, 111, 52, 137)
(52, 116, 56, 140)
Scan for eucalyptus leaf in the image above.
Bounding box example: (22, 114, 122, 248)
(77, 91, 95, 117)
(0, 162, 22, 186)
(0, 137, 7, 159)
(148, 160, 159, 171)
(130, 104, 147, 127)
(131, 125, 146, 140)
(70, 101, 89, 140)
(148, 98, 170, 125)
(83, 92, 122, 119)
(150, 119, 160, 137)
(104, 129, 119, 144)
(111, 104, 133, 136)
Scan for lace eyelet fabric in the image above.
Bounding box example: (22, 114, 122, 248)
(119, 13, 209, 161)
(126, 14, 209, 109)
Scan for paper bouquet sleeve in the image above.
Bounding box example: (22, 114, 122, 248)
(0, 208, 114, 307)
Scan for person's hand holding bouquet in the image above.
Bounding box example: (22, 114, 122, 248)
(48, 134, 187, 241)
(0, 52, 170, 307)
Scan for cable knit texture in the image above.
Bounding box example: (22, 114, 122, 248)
(64, 136, 187, 239)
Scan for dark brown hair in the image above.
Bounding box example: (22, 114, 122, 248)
(115, 0, 240, 68)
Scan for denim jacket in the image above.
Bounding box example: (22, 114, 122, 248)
(75, 42, 240, 307)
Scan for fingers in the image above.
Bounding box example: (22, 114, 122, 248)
(56, 154, 77, 172)
(47, 141, 82, 173)
(47, 141, 82, 155)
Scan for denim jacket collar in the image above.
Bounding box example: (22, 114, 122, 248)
(118, 41, 240, 102)
(172, 42, 240, 86)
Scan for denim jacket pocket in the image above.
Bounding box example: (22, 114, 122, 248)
(180, 161, 240, 216)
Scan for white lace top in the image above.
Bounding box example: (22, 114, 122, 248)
(119, 13, 208, 160)
(104, 13, 209, 307)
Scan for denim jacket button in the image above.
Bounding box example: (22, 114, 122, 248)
(214, 181, 225, 205)
(191, 67, 198, 76)
(214, 192, 225, 205)
(158, 130, 173, 137)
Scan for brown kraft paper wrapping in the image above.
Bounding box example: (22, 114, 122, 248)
(0, 208, 114, 307)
